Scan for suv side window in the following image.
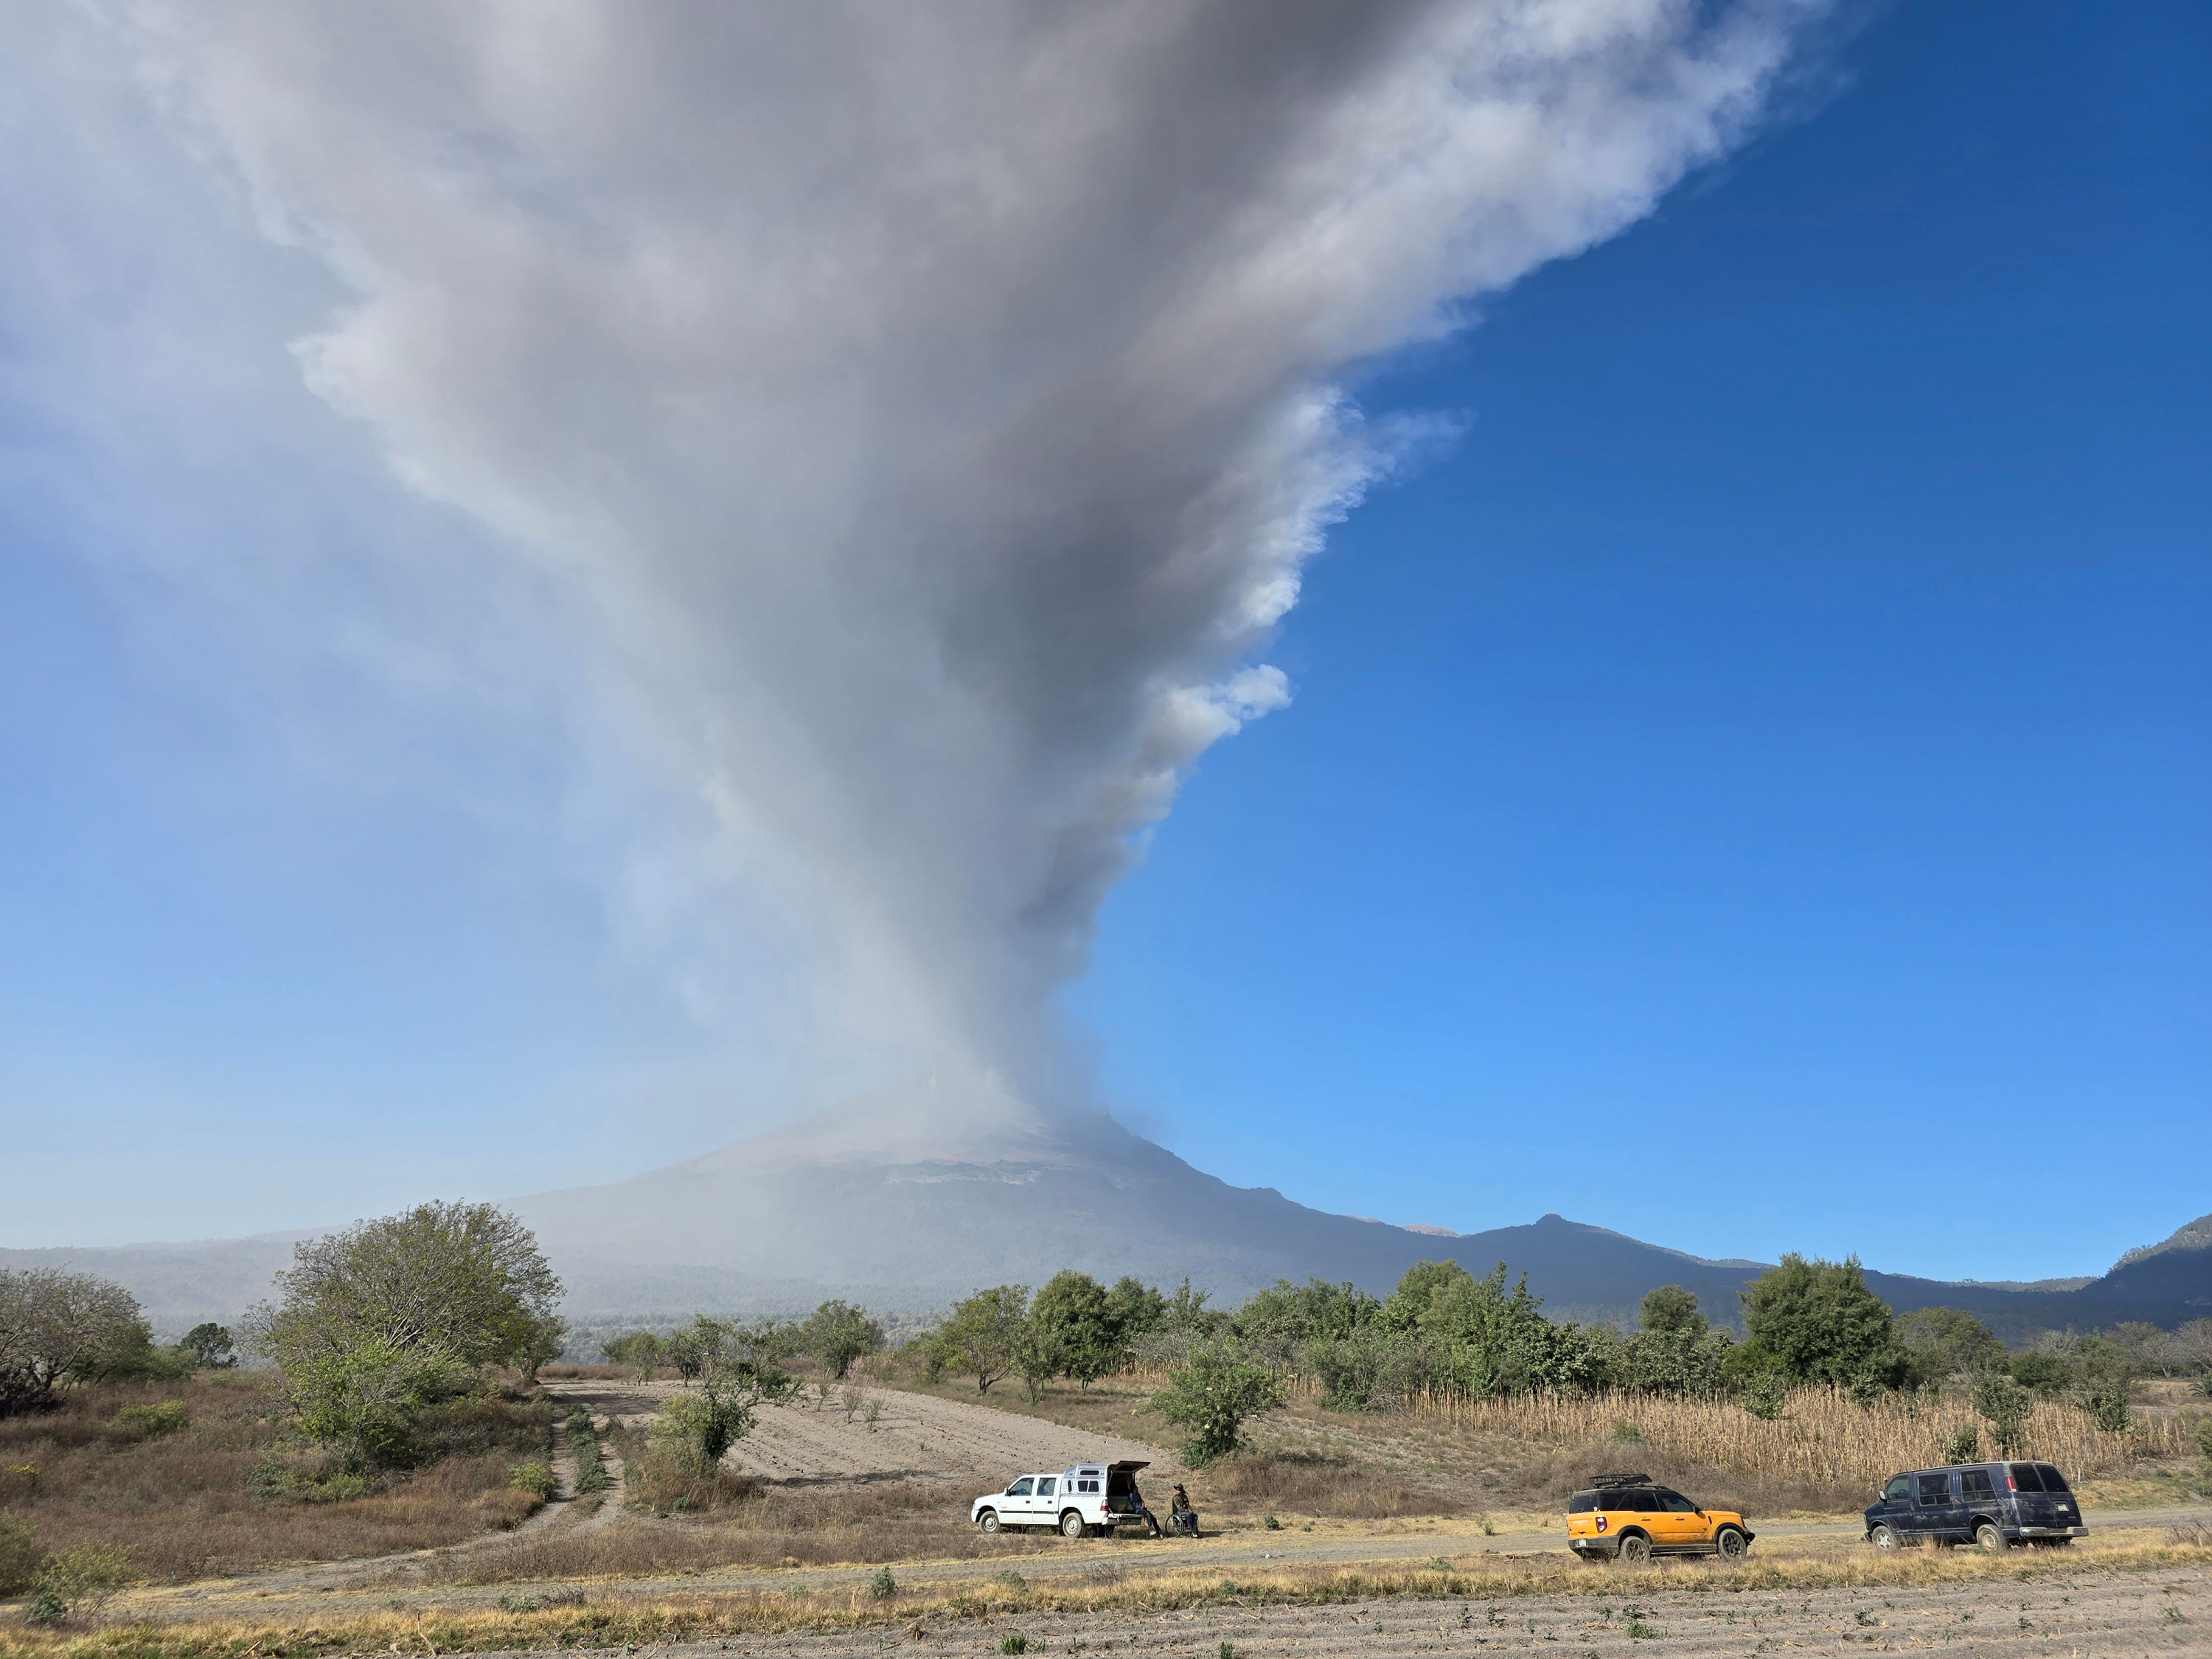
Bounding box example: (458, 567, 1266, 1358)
(1916, 1473, 1952, 1506)
(1599, 1490, 1638, 1511)
(1882, 1476, 1911, 1502)
(1661, 1492, 1700, 1512)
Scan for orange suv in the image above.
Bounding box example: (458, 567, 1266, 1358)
(1565, 1472, 1754, 1565)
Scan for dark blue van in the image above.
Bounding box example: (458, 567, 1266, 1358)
(1863, 1461, 2086, 1551)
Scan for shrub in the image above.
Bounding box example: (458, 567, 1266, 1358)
(567, 1410, 611, 1493)
(1939, 1425, 1981, 1466)
(114, 1401, 189, 1438)
(2191, 1416, 2212, 1464)
(2086, 1385, 2132, 1434)
(247, 1449, 376, 1505)
(509, 1461, 557, 1500)
(32, 1541, 134, 1623)
(999, 1634, 1028, 1655)
(869, 1565, 898, 1599)
(0, 1511, 47, 1595)
(1972, 1374, 2031, 1457)
(1150, 1341, 1287, 1466)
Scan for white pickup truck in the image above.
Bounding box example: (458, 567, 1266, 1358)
(972, 1459, 1155, 1537)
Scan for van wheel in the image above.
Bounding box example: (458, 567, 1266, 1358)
(1868, 1525, 1896, 1551)
(1616, 1533, 1652, 1566)
(1061, 1510, 1087, 1539)
(1714, 1526, 1748, 1562)
(978, 1510, 1000, 1534)
(1974, 1522, 2006, 1553)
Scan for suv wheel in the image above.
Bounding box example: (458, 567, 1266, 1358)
(1061, 1509, 1087, 1539)
(1616, 1533, 1652, 1566)
(978, 1509, 1000, 1534)
(1714, 1526, 1748, 1562)
(1974, 1522, 2006, 1553)
(1868, 1524, 1896, 1550)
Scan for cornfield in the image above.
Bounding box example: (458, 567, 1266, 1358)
(1318, 1380, 2191, 1495)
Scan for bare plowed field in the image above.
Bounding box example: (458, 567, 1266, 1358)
(543, 1379, 1177, 1487)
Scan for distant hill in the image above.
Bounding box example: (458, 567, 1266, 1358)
(6, 1087, 2204, 1342)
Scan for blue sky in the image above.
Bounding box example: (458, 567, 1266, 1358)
(3, 1, 2205, 1281)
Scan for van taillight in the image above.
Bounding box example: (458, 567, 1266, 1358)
(2005, 1476, 2016, 1492)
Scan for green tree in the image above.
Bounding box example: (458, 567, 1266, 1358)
(1638, 1286, 1706, 1338)
(803, 1300, 884, 1380)
(1896, 1307, 2006, 1381)
(662, 1324, 709, 1386)
(1972, 1373, 2031, 1457)
(0, 1269, 150, 1416)
(937, 1286, 1029, 1394)
(254, 1202, 563, 1376)
(1105, 1277, 1167, 1343)
(1032, 1271, 1122, 1389)
(1150, 1340, 1287, 1466)
(602, 1332, 665, 1384)
(180, 1323, 237, 1370)
(1738, 1255, 1908, 1392)
(2008, 1351, 2073, 1396)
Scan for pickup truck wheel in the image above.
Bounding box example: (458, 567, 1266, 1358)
(1616, 1533, 1652, 1567)
(978, 1510, 1000, 1534)
(1714, 1526, 1748, 1562)
(1061, 1509, 1087, 1539)
(1974, 1522, 2006, 1553)
(1868, 1524, 1896, 1551)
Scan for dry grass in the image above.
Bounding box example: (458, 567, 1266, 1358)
(1420, 1384, 2190, 1500)
(406, 1478, 1061, 1582)
(10, 1526, 2208, 1658)
(0, 1374, 555, 1582)
(1201, 1451, 1461, 1519)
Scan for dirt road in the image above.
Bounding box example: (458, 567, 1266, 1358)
(543, 1377, 1178, 1488)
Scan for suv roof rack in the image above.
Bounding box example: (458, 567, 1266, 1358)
(1583, 1472, 1655, 1487)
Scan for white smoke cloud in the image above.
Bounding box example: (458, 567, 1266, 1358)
(97, 0, 1815, 1113)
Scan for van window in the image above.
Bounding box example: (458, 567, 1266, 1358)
(2035, 1464, 2069, 1493)
(2008, 1464, 2044, 1492)
(1568, 1493, 1597, 1513)
(1916, 1473, 1951, 1505)
(1960, 1469, 1994, 1499)
(1882, 1476, 1911, 1502)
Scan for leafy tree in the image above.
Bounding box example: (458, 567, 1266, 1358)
(254, 1202, 563, 1376)
(518, 1313, 566, 1384)
(1638, 1286, 1706, 1338)
(0, 1269, 149, 1416)
(2007, 1351, 2073, 1396)
(180, 1324, 237, 1370)
(938, 1285, 1029, 1394)
(1032, 1271, 1122, 1389)
(803, 1300, 884, 1380)
(662, 1324, 709, 1386)
(602, 1332, 664, 1384)
(1161, 1277, 1222, 1333)
(1972, 1373, 2031, 1457)
(1896, 1307, 2006, 1381)
(1150, 1340, 1287, 1466)
(1105, 1277, 1167, 1343)
(1737, 1255, 1908, 1393)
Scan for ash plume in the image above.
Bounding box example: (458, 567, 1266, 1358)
(109, 1, 1816, 1115)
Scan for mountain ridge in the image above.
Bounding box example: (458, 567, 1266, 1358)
(5, 1090, 2204, 1341)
